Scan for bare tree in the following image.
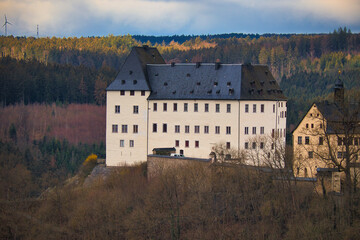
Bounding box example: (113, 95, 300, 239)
(295, 100, 360, 193)
(211, 142, 245, 163)
(244, 134, 286, 169)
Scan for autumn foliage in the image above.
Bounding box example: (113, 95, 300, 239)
(2, 163, 358, 239)
(0, 103, 105, 145)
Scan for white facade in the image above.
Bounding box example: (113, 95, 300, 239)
(106, 90, 150, 165)
(106, 93, 286, 166)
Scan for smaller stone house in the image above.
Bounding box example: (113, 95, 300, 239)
(292, 79, 360, 183)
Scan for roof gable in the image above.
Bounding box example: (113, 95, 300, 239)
(107, 46, 165, 91)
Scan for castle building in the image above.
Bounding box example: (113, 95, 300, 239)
(106, 46, 287, 166)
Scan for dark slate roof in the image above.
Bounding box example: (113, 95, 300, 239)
(316, 102, 343, 122)
(240, 64, 286, 100)
(147, 63, 242, 100)
(107, 46, 165, 91)
(315, 101, 360, 134)
(147, 63, 286, 100)
(107, 46, 286, 101)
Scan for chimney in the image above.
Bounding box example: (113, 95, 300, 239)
(334, 78, 344, 106)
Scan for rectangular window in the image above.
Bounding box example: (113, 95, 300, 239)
(133, 105, 139, 114)
(163, 103, 167, 112)
(226, 142, 231, 149)
(245, 142, 249, 149)
(204, 126, 209, 134)
(120, 140, 124, 147)
(338, 137, 343, 146)
(129, 140, 134, 147)
(133, 125, 138, 133)
(215, 126, 220, 134)
(205, 103, 209, 112)
(216, 104, 220, 113)
(252, 142, 256, 149)
(227, 104, 231, 113)
(320, 123, 323, 129)
(261, 104, 264, 113)
(153, 103, 157, 111)
(184, 103, 188, 112)
(253, 104, 256, 113)
(245, 127, 249, 135)
(252, 127, 256, 135)
(194, 103, 198, 112)
(141, 90, 145, 96)
(260, 127, 264, 135)
(112, 124, 118, 133)
(337, 151, 343, 158)
(195, 141, 199, 148)
(319, 137, 323, 145)
(120, 90, 125, 96)
(273, 104, 275, 113)
(185, 140, 189, 148)
(260, 142, 264, 149)
(194, 125, 200, 133)
(122, 125, 128, 133)
(308, 151, 314, 158)
(306, 123, 309, 128)
(153, 123, 157, 133)
(305, 136, 310, 145)
(163, 123, 167, 133)
(115, 105, 120, 113)
(272, 129, 275, 138)
(185, 125, 190, 133)
(173, 103, 177, 112)
(355, 138, 359, 146)
(298, 136, 302, 144)
(175, 125, 180, 133)
(130, 90, 135, 96)
(226, 126, 231, 135)
(175, 140, 180, 147)
(245, 104, 249, 113)
(311, 123, 314, 128)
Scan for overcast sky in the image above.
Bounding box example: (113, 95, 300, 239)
(1, 0, 359, 37)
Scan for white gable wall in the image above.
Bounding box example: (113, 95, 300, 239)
(106, 90, 150, 166)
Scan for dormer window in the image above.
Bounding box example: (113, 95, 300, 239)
(214, 82, 218, 87)
(133, 80, 137, 85)
(229, 89, 234, 95)
(197, 82, 201, 86)
(164, 82, 168, 86)
(129, 70, 133, 75)
(227, 82, 231, 87)
(186, 73, 191, 77)
(216, 90, 220, 94)
(121, 80, 126, 85)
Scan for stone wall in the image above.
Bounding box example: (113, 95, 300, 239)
(147, 155, 211, 180)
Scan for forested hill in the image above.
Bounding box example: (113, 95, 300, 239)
(132, 33, 294, 45)
(1, 27, 360, 126)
